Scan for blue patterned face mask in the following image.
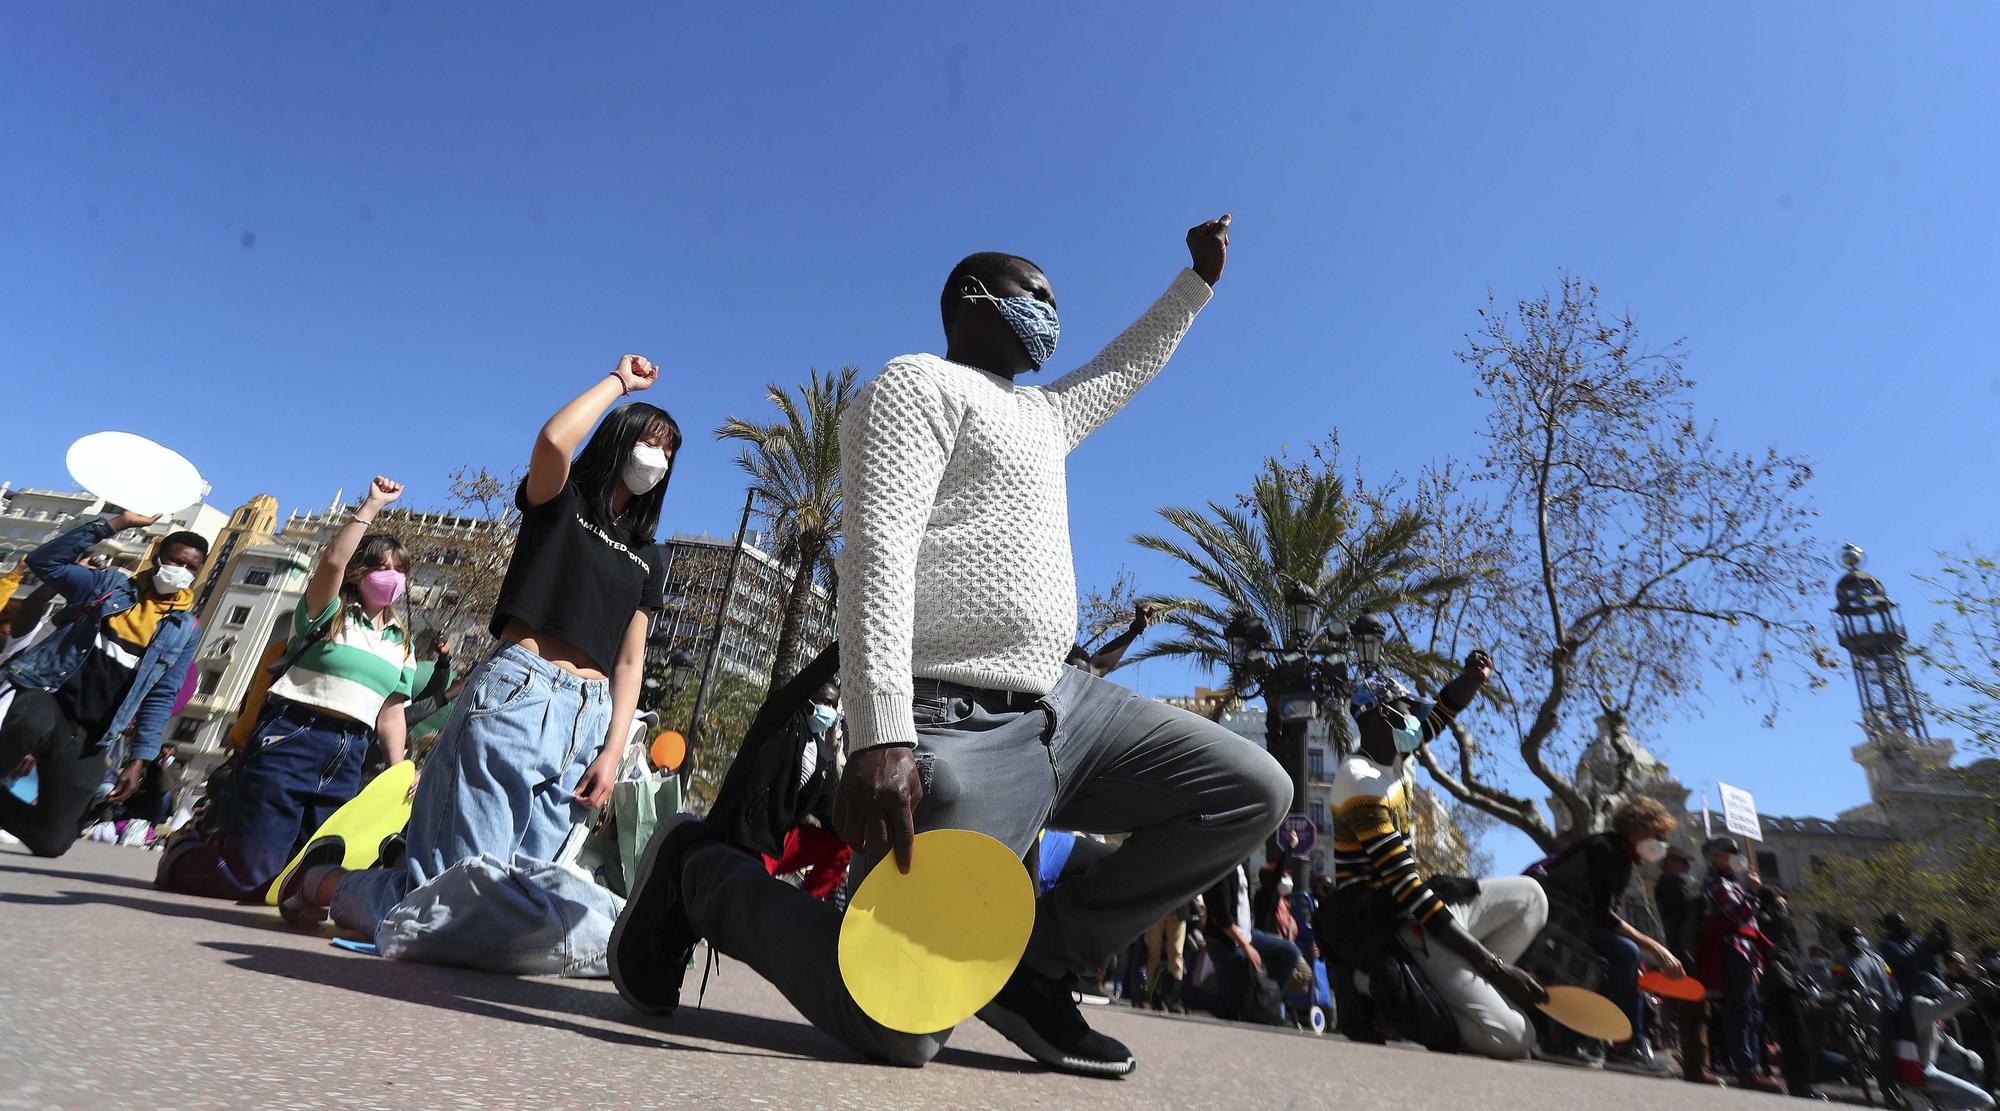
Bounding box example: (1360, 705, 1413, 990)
(807, 703, 839, 734)
(963, 277, 1060, 367)
(1391, 711, 1425, 755)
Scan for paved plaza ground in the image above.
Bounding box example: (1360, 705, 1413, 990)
(3, 842, 1831, 1110)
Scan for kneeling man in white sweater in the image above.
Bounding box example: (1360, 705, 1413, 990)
(610, 215, 1290, 1077)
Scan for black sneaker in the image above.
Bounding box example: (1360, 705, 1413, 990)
(275, 836, 345, 926)
(608, 814, 717, 1016)
(376, 832, 407, 873)
(978, 965, 1136, 1078)
(1605, 1043, 1672, 1077)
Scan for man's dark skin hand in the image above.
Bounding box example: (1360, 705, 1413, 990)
(834, 745, 923, 874)
(106, 759, 146, 803)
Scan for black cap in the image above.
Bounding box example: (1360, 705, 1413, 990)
(1700, 836, 1741, 857)
(1665, 843, 1693, 863)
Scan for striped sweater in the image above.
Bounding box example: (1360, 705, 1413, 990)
(1329, 684, 1474, 925)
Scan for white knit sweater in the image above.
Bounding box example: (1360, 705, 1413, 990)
(835, 268, 1212, 753)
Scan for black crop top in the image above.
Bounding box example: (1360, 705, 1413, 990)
(489, 480, 666, 672)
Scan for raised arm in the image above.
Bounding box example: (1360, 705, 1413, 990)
(26, 512, 148, 603)
(1044, 215, 1227, 450)
(525, 355, 658, 508)
(1086, 603, 1155, 676)
(306, 478, 402, 617)
(1420, 650, 1491, 742)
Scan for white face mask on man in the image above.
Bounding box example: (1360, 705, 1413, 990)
(152, 563, 195, 594)
(622, 443, 670, 494)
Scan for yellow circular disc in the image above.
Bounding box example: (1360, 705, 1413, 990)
(837, 829, 1034, 1035)
(649, 730, 686, 772)
(1537, 984, 1634, 1043)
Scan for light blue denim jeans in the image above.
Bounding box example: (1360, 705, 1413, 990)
(376, 853, 624, 978)
(332, 644, 610, 934)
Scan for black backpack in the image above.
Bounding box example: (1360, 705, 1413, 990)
(1315, 883, 1462, 1052)
(1235, 960, 1291, 1025)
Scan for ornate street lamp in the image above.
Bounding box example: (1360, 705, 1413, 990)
(1349, 614, 1386, 673)
(1224, 609, 1255, 673)
(667, 649, 697, 693)
(1285, 583, 1321, 647)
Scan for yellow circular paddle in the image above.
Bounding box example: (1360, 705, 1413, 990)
(649, 730, 686, 772)
(1537, 984, 1634, 1042)
(837, 829, 1034, 1035)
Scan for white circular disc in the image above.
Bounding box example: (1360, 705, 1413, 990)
(65, 432, 205, 517)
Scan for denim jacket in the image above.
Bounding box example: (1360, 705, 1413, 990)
(0, 516, 200, 762)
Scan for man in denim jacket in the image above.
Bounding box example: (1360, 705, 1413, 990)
(1, 511, 205, 856)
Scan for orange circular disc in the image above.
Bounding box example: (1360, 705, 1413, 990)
(1638, 970, 1706, 1002)
(649, 730, 687, 772)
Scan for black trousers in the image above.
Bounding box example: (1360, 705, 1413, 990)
(0, 689, 107, 858)
(1764, 977, 1817, 1095)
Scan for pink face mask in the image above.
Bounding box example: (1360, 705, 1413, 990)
(358, 568, 407, 609)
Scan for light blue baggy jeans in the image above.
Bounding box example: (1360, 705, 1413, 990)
(333, 644, 610, 936)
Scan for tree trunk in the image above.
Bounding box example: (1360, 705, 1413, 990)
(770, 536, 823, 687)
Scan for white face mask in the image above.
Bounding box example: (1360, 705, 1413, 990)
(622, 444, 670, 494)
(1728, 856, 1749, 879)
(1278, 875, 1295, 896)
(152, 564, 195, 594)
(1636, 838, 1669, 864)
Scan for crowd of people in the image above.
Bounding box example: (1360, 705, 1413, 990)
(3, 212, 1995, 1103)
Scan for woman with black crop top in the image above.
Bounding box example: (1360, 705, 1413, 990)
(287, 356, 680, 931)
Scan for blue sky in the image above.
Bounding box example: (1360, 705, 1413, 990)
(5, 4, 1995, 868)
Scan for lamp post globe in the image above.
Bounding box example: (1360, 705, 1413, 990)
(1350, 614, 1387, 672)
(667, 649, 698, 693)
(1224, 609, 1255, 673)
(1285, 583, 1321, 647)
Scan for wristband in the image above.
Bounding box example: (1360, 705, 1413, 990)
(610, 371, 631, 396)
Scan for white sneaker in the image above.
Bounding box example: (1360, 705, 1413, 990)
(0, 829, 20, 845)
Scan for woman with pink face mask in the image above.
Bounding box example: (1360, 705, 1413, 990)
(159, 476, 417, 901)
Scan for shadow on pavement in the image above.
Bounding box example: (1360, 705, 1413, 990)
(0, 887, 292, 931)
(0, 859, 162, 892)
(201, 940, 1032, 1073)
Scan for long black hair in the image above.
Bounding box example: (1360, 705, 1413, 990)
(568, 401, 682, 542)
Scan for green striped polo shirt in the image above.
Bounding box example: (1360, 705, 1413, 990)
(267, 596, 417, 725)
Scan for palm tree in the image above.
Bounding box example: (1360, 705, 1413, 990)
(714, 365, 858, 686)
(1129, 457, 1467, 756)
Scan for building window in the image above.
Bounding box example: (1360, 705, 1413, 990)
(227, 606, 251, 625)
(244, 569, 271, 586)
(1756, 852, 1782, 886)
(1309, 749, 1326, 778)
(173, 720, 200, 741)
(197, 670, 221, 696)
